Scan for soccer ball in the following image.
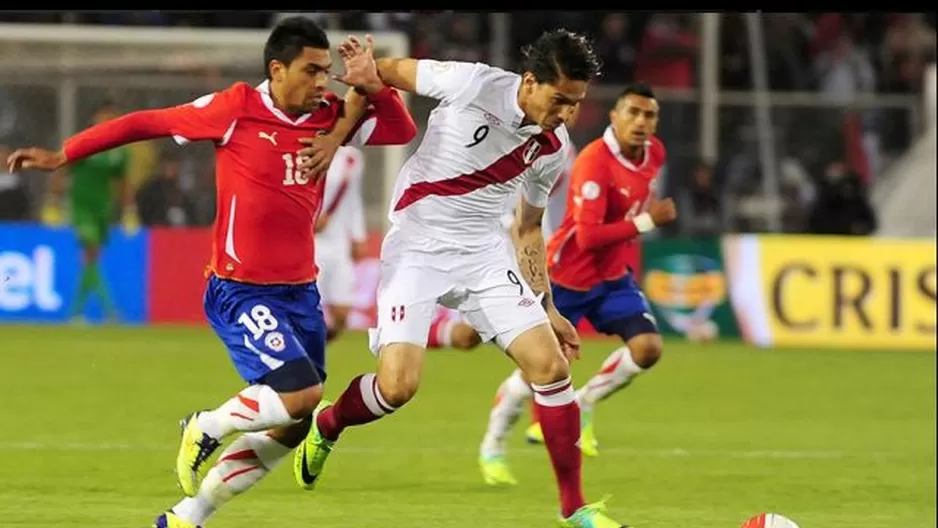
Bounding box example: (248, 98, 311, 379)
(740, 513, 801, 528)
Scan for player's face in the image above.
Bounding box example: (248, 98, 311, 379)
(610, 94, 659, 148)
(521, 72, 587, 130)
(271, 46, 332, 115)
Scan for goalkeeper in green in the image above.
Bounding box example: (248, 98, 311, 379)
(42, 101, 139, 322)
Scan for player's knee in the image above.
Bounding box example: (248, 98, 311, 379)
(451, 323, 482, 350)
(629, 334, 663, 369)
(377, 371, 420, 408)
(330, 307, 350, 332)
(280, 384, 324, 419)
(522, 348, 571, 386)
(266, 416, 312, 449)
(376, 343, 425, 407)
(262, 358, 325, 418)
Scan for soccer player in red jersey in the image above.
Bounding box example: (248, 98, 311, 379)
(7, 18, 417, 528)
(479, 84, 678, 484)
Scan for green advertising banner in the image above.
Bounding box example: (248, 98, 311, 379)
(640, 237, 739, 341)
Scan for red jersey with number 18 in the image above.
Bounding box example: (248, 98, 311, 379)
(63, 81, 417, 285)
(546, 127, 666, 291)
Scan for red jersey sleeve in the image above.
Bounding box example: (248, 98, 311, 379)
(63, 83, 247, 162)
(572, 148, 643, 250)
(343, 86, 418, 147)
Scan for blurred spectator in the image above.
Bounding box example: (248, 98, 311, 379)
(719, 14, 751, 90)
(763, 14, 812, 91)
(594, 13, 637, 84)
(436, 13, 488, 63)
(679, 160, 722, 236)
(634, 14, 697, 90)
(136, 153, 195, 227)
(881, 13, 937, 93)
(813, 29, 877, 104)
(807, 161, 877, 235)
(0, 144, 30, 221)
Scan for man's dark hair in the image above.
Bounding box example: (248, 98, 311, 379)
(264, 16, 330, 79)
(520, 28, 602, 84)
(618, 83, 656, 102)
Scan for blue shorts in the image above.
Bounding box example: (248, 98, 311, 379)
(204, 276, 327, 385)
(552, 274, 659, 341)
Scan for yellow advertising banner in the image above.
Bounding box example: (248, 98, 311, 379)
(756, 236, 936, 350)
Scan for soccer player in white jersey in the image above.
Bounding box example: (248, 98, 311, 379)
(426, 140, 577, 351)
(294, 30, 629, 527)
(314, 145, 368, 341)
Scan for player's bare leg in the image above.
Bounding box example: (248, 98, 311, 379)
(325, 304, 351, 342)
(479, 367, 530, 485)
(572, 332, 662, 454)
(295, 342, 422, 490)
(176, 360, 324, 497)
(504, 324, 587, 516)
(428, 312, 483, 351)
(507, 323, 627, 526)
(162, 421, 311, 527)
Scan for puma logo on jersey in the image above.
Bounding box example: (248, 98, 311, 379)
(619, 187, 632, 197)
(258, 131, 278, 146)
(522, 140, 542, 165)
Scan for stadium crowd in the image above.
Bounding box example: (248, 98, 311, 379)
(0, 12, 934, 236)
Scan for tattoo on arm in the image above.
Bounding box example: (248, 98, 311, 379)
(515, 230, 552, 308)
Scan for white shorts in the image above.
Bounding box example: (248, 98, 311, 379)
(316, 252, 357, 308)
(368, 227, 548, 354)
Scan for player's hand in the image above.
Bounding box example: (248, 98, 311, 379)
(297, 135, 341, 179)
(314, 214, 329, 233)
(547, 306, 581, 361)
(7, 147, 67, 173)
(647, 197, 677, 226)
(351, 240, 369, 262)
(333, 34, 383, 93)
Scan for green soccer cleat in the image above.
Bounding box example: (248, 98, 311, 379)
(578, 410, 600, 458)
(526, 412, 600, 457)
(559, 497, 629, 528)
(294, 399, 335, 491)
(479, 454, 518, 487)
(175, 411, 221, 498)
(525, 421, 545, 445)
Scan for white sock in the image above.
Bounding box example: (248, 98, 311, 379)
(480, 369, 532, 458)
(196, 385, 296, 440)
(172, 431, 292, 526)
(437, 318, 456, 347)
(576, 346, 644, 414)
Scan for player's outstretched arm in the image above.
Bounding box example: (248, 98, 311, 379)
(374, 58, 419, 94)
(8, 87, 243, 173)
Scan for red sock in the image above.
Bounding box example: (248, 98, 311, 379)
(532, 377, 585, 518)
(317, 374, 396, 441)
(426, 312, 453, 349)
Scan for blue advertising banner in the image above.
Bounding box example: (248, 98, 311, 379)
(0, 224, 148, 323)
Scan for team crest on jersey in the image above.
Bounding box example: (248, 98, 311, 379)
(265, 331, 286, 352)
(522, 140, 542, 165)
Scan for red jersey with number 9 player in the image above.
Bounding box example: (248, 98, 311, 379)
(546, 126, 666, 291)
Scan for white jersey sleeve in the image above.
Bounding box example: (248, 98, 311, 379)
(415, 60, 488, 107)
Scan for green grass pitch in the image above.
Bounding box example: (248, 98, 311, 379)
(0, 326, 934, 527)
